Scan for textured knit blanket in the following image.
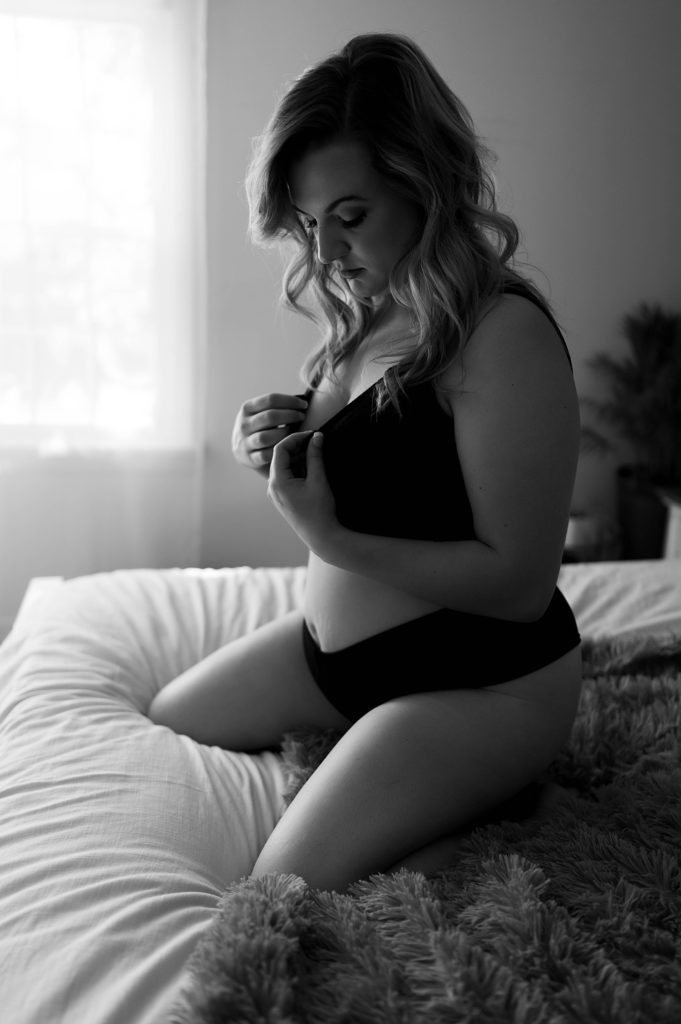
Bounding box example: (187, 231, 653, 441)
(168, 635, 681, 1024)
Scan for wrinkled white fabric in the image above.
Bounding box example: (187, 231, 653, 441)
(0, 566, 305, 1024)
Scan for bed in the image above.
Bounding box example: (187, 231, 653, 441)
(1, 560, 680, 1023)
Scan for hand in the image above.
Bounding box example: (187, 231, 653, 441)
(231, 393, 308, 473)
(268, 431, 339, 555)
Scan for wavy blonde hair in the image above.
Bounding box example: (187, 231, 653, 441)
(246, 32, 551, 409)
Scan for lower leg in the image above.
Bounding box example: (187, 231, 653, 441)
(387, 780, 570, 878)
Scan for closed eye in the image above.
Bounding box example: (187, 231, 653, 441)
(301, 211, 367, 232)
(341, 212, 367, 229)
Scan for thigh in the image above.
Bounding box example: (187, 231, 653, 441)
(251, 645, 582, 891)
(147, 609, 352, 750)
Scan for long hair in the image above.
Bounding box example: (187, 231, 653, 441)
(246, 32, 550, 409)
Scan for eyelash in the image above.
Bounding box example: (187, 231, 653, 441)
(303, 212, 367, 232)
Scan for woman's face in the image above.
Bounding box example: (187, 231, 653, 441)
(287, 137, 422, 302)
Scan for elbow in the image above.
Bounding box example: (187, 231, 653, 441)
(493, 568, 558, 624)
(510, 593, 554, 623)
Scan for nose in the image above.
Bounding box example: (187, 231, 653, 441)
(316, 222, 349, 265)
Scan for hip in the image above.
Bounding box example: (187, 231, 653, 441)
(302, 588, 581, 722)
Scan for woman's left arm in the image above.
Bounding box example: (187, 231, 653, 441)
(269, 298, 580, 623)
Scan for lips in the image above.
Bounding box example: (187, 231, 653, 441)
(339, 268, 364, 279)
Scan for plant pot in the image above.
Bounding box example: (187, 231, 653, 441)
(617, 465, 668, 559)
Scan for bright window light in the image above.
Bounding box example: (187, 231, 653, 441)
(0, 0, 203, 451)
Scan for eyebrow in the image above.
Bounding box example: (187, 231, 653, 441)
(293, 194, 366, 216)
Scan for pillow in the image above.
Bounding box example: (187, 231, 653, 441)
(0, 566, 305, 1024)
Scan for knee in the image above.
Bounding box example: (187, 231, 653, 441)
(147, 690, 167, 724)
(147, 687, 180, 731)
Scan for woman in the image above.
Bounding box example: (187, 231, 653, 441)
(149, 33, 582, 892)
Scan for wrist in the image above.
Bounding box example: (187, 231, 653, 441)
(310, 518, 346, 565)
(312, 519, 362, 570)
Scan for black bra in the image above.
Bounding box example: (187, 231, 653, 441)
(312, 285, 571, 540)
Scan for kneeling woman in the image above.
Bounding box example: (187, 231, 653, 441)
(149, 33, 582, 892)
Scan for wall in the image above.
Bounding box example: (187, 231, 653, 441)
(0, 452, 202, 638)
(200, 0, 681, 571)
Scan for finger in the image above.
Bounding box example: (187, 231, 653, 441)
(305, 431, 325, 474)
(244, 393, 309, 416)
(249, 425, 292, 452)
(269, 437, 292, 482)
(271, 431, 313, 481)
(251, 446, 273, 468)
(250, 407, 308, 433)
(274, 430, 314, 453)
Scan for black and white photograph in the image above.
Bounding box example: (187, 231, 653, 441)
(1, 2, 680, 1022)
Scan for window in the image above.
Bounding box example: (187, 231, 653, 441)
(0, 0, 204, 451)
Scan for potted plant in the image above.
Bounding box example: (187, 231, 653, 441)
(581, 301, 681, 559)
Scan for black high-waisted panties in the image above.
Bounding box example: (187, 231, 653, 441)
(302, 587, 580, 722)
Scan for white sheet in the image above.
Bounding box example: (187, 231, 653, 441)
(0, 560, 680, 1024)
(558, 558, 681, 639)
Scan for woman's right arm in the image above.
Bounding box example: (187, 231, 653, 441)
(231, 392, 309, 477)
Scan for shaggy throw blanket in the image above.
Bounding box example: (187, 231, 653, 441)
(168, 636, 681, 1023)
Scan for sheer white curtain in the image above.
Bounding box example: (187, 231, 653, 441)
(0, 0, 206, 636)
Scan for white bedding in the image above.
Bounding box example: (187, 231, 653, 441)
(0, 567, 304, 1024)
(559, 558, 681, 639)
(1, 560, 680, 1024)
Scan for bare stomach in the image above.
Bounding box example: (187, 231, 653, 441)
(303, 551, 442, 652)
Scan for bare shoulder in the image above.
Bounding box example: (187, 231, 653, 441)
(439, 291, 580, 458)
(443, 293, 573, 398)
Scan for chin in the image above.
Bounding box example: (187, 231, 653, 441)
(346, 274, 386, 300)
